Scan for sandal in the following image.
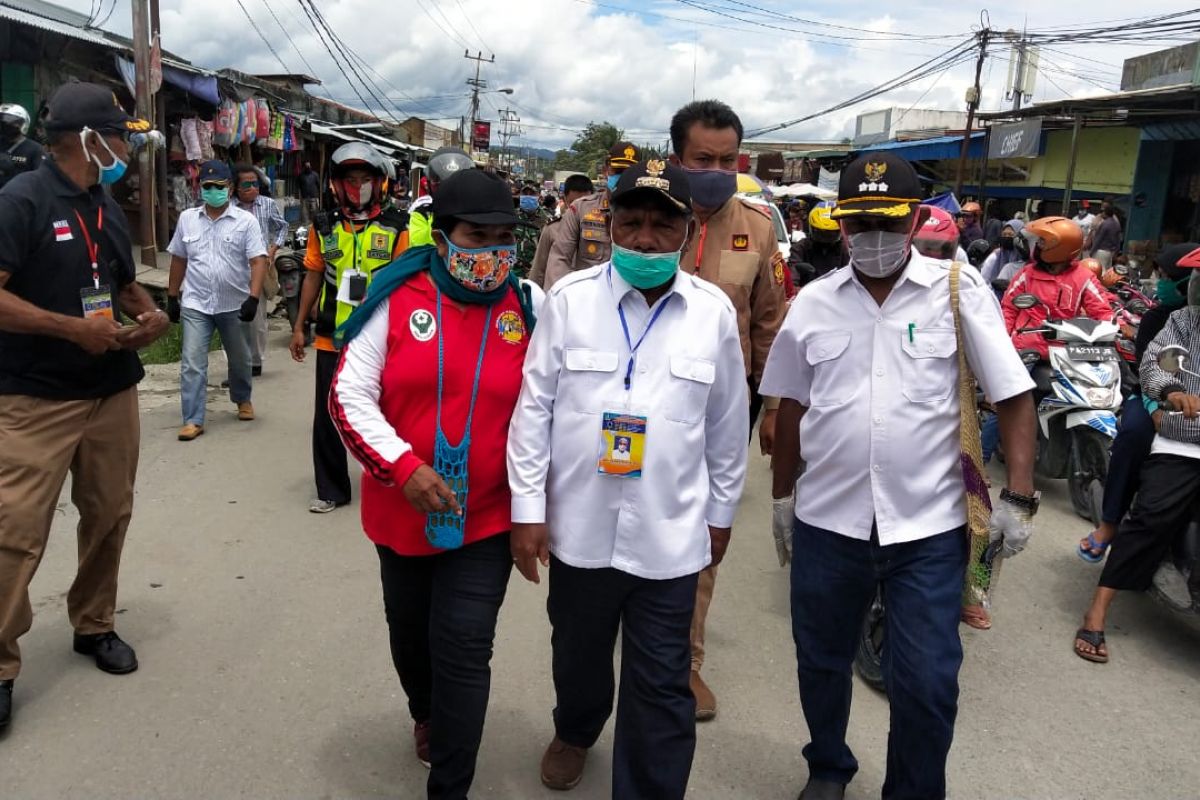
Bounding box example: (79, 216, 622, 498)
(1077, 531, 1110, 564)
(961, 604, 992, 630)
(1073, 628, 1109, 663)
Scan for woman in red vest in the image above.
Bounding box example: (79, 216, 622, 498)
(330, 168, 540, 799)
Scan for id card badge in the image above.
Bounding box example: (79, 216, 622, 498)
(337, 269, 367, 306)
(80, 285, 114, 319)
(597, 409, 647, 479)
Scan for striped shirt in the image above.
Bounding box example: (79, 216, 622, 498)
(168, 203, 267, 315)
(1142, 306, 1200, 445)
(236, 194, 288, 249)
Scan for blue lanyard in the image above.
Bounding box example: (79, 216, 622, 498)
(616, 284, 672, 391)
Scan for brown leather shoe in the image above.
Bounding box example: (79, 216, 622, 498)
(540, 736, 587, 791)
(177, 423, 204, 441)
(236, 402, 255, 421)
(691, 670, 716, 721)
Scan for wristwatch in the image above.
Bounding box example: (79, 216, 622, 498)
(1000, 488, 1040, 515)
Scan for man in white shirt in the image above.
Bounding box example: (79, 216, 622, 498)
(166, 160, 268, 441)
(760, 153, 1038, 800)
(508, 160, 748, 799)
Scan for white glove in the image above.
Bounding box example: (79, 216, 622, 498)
(771, 494, 795, 567)
(988, 498, 1034, 559)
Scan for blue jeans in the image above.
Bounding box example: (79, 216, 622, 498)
(180, 307, 252, 426)
(791, 520, 967, 800)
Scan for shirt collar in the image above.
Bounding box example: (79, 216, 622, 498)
(199, 202, 239, 223)
(606, 262, 691, 309)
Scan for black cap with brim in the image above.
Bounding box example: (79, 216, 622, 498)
(430, 169, 518, 225)
(830, 152, 921, 219)
(43, 81, 151, 133)
(611, 159, 691, 213)
(608, 141, 642, 169)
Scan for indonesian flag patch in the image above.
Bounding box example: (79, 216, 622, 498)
(53, 220, 73, 242)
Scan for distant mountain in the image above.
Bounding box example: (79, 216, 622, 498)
(497, 146, 557, 160)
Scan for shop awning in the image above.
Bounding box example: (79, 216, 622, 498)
(857, 132, 986, 162)
(114, 56, 220, 107)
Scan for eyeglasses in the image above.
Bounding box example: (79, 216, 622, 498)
(237, 181, 258, 190)
(200, 182, 228, 191)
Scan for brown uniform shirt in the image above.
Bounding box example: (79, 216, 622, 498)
(528, 216, 564, 289)
(681, 196, 788, 384)
(546, 191, 611, 280)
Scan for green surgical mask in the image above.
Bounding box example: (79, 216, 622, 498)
(201, 186, 230, 208)
(1156, 277, 1187, 306)
(611, 242, 682, 289)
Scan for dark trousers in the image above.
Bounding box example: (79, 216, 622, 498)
(377, 534, 512, 800)
(548, 556, 698, 800)
(790, 521, 967, 800)
(314, 349, 351, 505)
(1100, 454, 1200, 591)
(1101, 394, 1157, 524)
(748, 376, 763, 443)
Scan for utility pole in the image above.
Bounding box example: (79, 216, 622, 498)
(497, 108, 521, 171)
(150, 0, 168, 252)
(954, 28, 990, 198)
(1010, 39, 1027, 112)
(463, 50, 494, 156)
(131, 0, 155, 266)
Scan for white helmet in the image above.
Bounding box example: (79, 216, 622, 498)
(0, 104, 30, 136)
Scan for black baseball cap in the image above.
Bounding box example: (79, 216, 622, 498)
(43, 81, 151, 134)
(608, 141, 642, 170)
(611, 159, 691, 214)
(431, 169, 519, 225)
(831, 152, 922, 219)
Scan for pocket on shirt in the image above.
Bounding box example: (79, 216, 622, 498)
(665, 355, 716, 424)
(900, 328, 957, 403)
(805, 331, 852, 407)
(562, 348, 618, 414)
(718, 251, 758, 287)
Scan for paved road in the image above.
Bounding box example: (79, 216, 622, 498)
(2, 327, 1198, 799)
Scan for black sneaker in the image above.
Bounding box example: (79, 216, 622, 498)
(251, 365, 263, 377)
(0, 679, 12, 728)
(73, 631, 139, 675)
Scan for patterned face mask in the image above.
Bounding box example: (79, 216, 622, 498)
(442, 239, 516, 293)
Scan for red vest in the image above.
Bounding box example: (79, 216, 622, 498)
(361, 274, 531, 555)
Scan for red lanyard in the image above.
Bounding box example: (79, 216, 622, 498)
(73, 207, 104, 289)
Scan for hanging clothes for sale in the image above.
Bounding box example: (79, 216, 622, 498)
(198, 119, 215, 160)
(212, 99, 237, 148)
(180, 118, 202, 162)
(255, 100, 270, 140)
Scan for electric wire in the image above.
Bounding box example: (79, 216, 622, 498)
(293, 0, 382, 120)
(455, 0, 495, 57)
(297, 0, 401, 122)
(236, 0, 292, 73)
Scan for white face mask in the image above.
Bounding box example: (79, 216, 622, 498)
(356, 181, 374, 207)
(847, 230, 911, 278)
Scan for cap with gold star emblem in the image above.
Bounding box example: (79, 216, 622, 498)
(611, 159, 691, 213)
(607, 141, 642, 171)
(830, 152, 922, 219)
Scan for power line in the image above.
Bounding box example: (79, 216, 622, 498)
(297, 0, 401, 122)
(236, 0, 292, 73)
(293, 0, 380, 119)
(672, 0, 966, 41)
(258, 0, 330, 96)
(426, 0, 475, 50)
(455, 0, 495, 57)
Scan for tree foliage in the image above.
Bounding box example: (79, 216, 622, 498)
(552, 121, 623, 177)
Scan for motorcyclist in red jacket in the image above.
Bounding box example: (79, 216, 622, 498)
(1001, 216, 1115, 359)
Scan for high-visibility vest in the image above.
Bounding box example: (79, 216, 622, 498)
(317, 210, 406, 340)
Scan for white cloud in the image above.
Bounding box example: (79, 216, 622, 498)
(53, 0, 1185, 148)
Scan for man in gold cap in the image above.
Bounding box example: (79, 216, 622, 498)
(545, 141, 640, 280)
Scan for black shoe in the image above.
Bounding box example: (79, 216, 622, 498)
(0, 679, 12, 728)
(73, 631, 138, 675)
(251, 366, 262, 377)
(798, 778, 846, 800)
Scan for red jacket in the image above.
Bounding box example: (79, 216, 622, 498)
(1001, 263, 1115, 358)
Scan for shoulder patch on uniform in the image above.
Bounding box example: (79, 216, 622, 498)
(772, 251, 787, 285)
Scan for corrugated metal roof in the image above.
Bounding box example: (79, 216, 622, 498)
(0, 1, 122, 49)
(1140, 119, 1200, 141)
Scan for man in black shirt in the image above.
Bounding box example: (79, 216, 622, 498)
(0, 82, 169, 731)
(299, 160, 321, 224)
(0, 103, 43, 190)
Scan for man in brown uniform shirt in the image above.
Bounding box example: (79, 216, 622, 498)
(671, 100, 787, 721)
(528, 173, 595, 289)
(545, 141, 641, 281)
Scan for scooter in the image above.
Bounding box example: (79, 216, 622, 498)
(1012, 293, 1123, 524)
(274, 225, 307, 336)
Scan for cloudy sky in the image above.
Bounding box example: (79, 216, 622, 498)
(59, 0, 1191, 149)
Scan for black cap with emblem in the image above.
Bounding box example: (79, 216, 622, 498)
(830, 152, 922, 219)
(43, 81, 151, 134)
(608, 141, 642, 170)
(611, 159, 692, 214)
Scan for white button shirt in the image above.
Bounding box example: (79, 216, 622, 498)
(508, 264, 749, 580)
(168, 203, 267, 315)
(759, 251, 1034, 545)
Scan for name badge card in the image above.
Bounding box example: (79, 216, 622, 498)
(597, 410, 647, 478)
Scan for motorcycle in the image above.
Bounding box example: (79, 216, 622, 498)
(1012, 293, 1123, 524)
(274, 225, 308, 337)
